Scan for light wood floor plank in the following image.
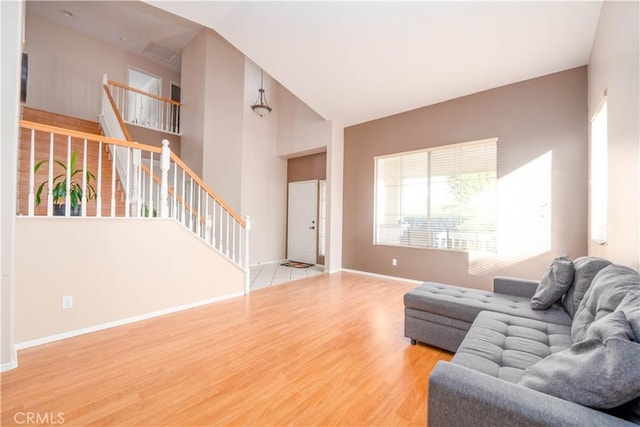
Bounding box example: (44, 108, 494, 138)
(1, 272, 452, 426)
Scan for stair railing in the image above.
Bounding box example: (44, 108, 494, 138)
(20, 120, 251, 293)
(103, 75, 181, 135)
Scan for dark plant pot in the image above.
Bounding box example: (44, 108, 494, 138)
(53, 204, 81, 217)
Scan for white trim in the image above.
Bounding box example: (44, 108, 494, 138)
(15, 291, 244, 351)
(1, 360, 18, 372)
(249, 259, 286, 268)
(373, 136, 499, 161)
(340, 268, 422, 284)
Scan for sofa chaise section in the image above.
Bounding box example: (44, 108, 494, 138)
(404, 277, 571, 352)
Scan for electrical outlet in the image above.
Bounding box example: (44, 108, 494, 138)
(62, 295, 73, 310)
(392, 258, 397, 266)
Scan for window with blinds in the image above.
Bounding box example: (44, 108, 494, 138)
(590, 94, 607, 244)
(374, 138, 498, 252)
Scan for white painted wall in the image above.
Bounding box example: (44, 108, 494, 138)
(24, 12, 180, 124)
(277, 85, 332, 158)
(180, 29, 206, 176)
(275, 73, 342, 269)
(181, 28, 244, 212)
(1, 0, 24, 372)
(326, 122, 344, 272)
(14, 218, 244, 344)
(587, 1, 640, 270)
(241, 60, 287, 264)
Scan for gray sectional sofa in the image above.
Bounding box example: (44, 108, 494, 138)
(404, 256, 640, 426)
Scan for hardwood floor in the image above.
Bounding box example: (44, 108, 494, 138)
(1, 272, 452, 426)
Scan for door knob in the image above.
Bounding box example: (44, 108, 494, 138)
(309, 226, 315, 230)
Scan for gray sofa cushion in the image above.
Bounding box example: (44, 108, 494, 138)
(519, 311, 640, 409)
(404, 282, 572, 327)
(562, 256, 611, 318)
(451, 311, 572, 383)
(531, 255, 575, 310)
(572, 264, 640, 342)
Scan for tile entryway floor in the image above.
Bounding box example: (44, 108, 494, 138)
(250, 262, 324, 290)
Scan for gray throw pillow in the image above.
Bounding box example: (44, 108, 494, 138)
(530, 255, 574, 310)
(562, 257, 611, 318)
(519, 311, 640, 409)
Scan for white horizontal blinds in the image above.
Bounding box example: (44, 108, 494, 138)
(590, 95, 608, 244)
(374, 139, 497, 252)
(375, 152, 429, 246)
(430, 141, 497, 252)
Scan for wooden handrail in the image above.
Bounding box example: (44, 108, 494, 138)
(102, 82, 245, 229)
(169, 152, 246, 227)
(19, 120, 161, 153)
(102, 84, 134, 142)
(107, 79, 182, 106)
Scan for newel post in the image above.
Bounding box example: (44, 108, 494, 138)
(244, 214, 251, 295)
(160, 139, 171, 218)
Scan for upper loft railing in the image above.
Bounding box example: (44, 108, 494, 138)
(19, 120, 250, 292)
(104, 75, 181, 135)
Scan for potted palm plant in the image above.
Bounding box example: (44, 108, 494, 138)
(34, 150, 97, 216)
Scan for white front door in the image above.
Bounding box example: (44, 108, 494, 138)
(287, 180, 318, 264)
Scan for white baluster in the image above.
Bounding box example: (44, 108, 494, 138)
(226, 212, 230, 258)
(230, 219, 234, 262)
(96, 141, 102, 217)
(141, 173, 146, 217)
(81, 139, 88, 217)
(160, 140, 170, 218)
(244, 215, 251, 294)
(172, 160, 177, 219)
(65, 136, 71, 216)
(188, 177, 193, 230)
(111, 144, 116, 217)
(124, 148, 131, 218)
(148, 152, 154, 217)
(181, 169, 186, 225)
(218, 203, 222, 251)
(212, 197, 216, 247)
(47, 132, 54, 216)
(196, 186, 201, 236)
(132, 148, 141, 217)
(204, 197, 210, 244)
(27, 129, 35, 216)
(238, 221, 243, 266)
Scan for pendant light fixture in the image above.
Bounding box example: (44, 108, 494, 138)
(251, 69, 272, 117)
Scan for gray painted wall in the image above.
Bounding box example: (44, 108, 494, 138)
(343, 67, 589, 290)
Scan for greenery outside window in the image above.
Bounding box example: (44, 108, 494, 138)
(374, 138, 498, 253)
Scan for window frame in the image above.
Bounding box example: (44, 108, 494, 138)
(373, 137, 498, 253)
(589, 92, 608, 245)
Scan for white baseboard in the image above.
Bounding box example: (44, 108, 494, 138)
(15, 291, 245, 351)
(1, 360, 18, 372)
(340, 268, 423, 284)
(249, 259, 286, 267)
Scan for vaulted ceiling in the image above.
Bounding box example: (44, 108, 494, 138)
(148, 1, 602, 126)
(29, 1, 603, 127)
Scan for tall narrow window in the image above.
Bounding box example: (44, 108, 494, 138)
(318, 181, 327, 257)
(590, 94, 608, 244)
(375, 138, 497, 253)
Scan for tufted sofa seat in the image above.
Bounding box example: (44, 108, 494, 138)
(405, 281, 571, 351)
(451, 311, 572, 383)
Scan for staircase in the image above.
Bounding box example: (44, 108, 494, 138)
(18, 107, 125, 216)
(13, 91, 250, 350)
